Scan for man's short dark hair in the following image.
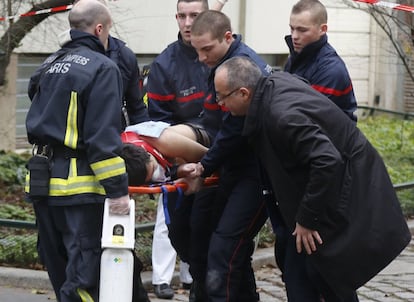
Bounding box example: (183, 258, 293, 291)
(291, 0, 327, 25)
(177, 0, 209, 10)
(191, 10, 231, 41)
(120, 143, 151, 186)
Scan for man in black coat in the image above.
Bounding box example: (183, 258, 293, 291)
(185, 56, 411, 302)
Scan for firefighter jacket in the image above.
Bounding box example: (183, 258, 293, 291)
(106, 36, 149, 127)
(200, 34, 273, 177)
(284, 34, 357, 121)
(26, 29, 129, 205)
(146, 34, 215, 136)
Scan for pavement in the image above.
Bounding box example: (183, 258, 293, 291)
(0, 220, 413, 302)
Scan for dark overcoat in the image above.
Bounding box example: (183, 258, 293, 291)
(243, 72, 411, 298)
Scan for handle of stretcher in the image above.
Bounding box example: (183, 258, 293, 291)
(128, 176, 219, 194)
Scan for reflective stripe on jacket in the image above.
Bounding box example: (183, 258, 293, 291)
(26, 30, 128, 205)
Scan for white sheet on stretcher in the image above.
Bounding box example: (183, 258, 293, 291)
(125, 121, 170, 138)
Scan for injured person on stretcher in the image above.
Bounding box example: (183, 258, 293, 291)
(121, 121, 210, 186)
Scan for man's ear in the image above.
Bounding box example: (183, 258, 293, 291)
(224, 31, 233, 42)
(320, 23, 328, 35)
(95, 23, 103, 36)
(239, 87, 250, 99)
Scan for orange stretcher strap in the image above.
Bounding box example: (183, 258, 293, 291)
(128, 176, 219, 194)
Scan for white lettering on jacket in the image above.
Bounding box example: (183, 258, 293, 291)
(46, 63, 71, 74)
(180, 86, 196, 97)
(63, 54, 90, 65)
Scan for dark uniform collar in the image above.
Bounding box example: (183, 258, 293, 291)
(284, 34, 328, 67)
(107, 35, 126, 53)
(63, 29, 106, 54)
(177, 32, 199, 60)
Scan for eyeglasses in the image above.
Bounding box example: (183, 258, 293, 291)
(216, 87, 240, 104)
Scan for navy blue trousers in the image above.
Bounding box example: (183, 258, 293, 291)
(205, 167, 268, 302)
(167, 163, 268, 302)
(33, 200, 148, 302)
(33, 200, 103, 302)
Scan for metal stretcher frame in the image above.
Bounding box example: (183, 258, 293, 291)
(128, 176, 219, 194)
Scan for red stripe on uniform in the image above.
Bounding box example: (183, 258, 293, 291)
(220, 106, 230, 112)
(147, 92, 176, 102)
(204, 102, 221, 110)
(311, 83, 353, 97)
(176, 91, 205, 103)
(204, 102, 230, 112)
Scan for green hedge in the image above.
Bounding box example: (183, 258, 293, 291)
(357, 115, 414, 215)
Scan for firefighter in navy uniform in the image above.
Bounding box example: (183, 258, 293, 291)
(106, 35, 150, 127)
(25, 1, 130, 301)
(62, 3, 150, 300)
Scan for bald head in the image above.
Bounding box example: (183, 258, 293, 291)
(216, 56, 262, 92)
(214, 57, 262, 116)
(69, 0, 111, 33)
(69, 0, 112, 48)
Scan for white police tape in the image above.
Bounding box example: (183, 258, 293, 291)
(353, 0, 414, 13)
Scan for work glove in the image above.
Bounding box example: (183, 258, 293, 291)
(108, 194, 130, 215)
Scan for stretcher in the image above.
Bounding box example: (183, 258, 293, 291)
(127, 175, 219, 194)
(128, 175, 219, 226)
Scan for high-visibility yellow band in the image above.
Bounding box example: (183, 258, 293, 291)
(64, 91, 79, 149)
(77, 288, 94, 302)
(90, 157, 126, 181)
(49, 175, 105, 196)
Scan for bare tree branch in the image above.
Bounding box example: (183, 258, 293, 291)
(343, 0, 414, 82)
(0, 0, 73, 86)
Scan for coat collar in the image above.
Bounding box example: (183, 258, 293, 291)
(284, 34, 328, 69)
(107, 35, 126, 53)
(243, 76, 268, 137)
(177, 33, 199, 60)
(61, 29, 106, 54)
